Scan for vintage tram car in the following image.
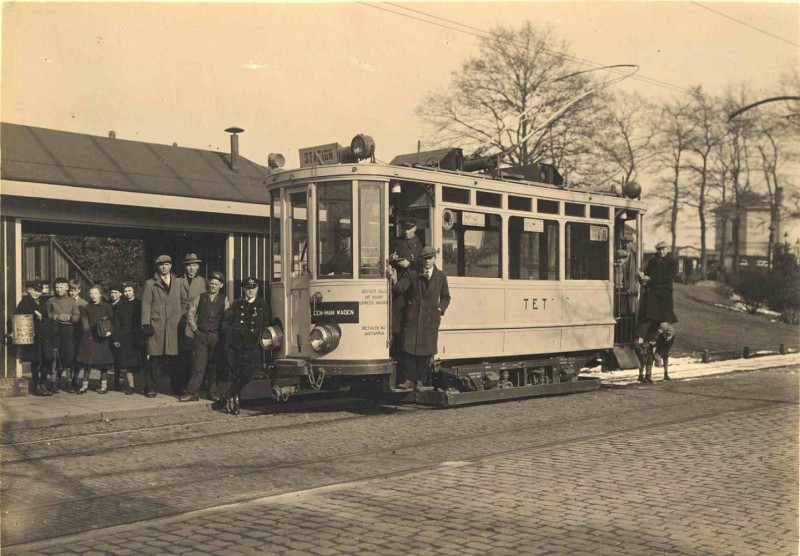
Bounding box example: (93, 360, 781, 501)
(260, 136, 646, 406)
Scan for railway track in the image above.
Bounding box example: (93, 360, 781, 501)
(3, 371, 796, 550)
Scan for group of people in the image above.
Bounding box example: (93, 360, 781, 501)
(387, 217, 451, 390)
(14, 252, 270, 415)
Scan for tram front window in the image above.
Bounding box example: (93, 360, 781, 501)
(317, 181, 353, 277)
(290, 192, 309, 277)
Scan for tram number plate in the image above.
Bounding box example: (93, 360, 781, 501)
(312, 301, 360, 324)
(299, 143, 342, 167)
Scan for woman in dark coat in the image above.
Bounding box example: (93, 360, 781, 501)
(112, 283, 143, 395)
(76, 285, 115, 394)
(14, 281, 54, 396)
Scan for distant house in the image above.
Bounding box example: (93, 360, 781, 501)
(712, 189, 800, 269)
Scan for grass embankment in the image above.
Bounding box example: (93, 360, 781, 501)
(671, 283, 799, 357)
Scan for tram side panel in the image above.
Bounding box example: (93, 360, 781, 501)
(438, 281, 614, 361)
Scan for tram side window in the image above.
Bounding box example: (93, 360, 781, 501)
(508, 217, 559, 280)
(442, 209, 502, 278)
(359, 181, 384, 278)
(317, 181, 353, 278)
(271, 190, 282, 281)
(290, 191, 309, 277)
(566, 222, 610, 280)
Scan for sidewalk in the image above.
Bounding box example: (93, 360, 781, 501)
(2, 353, 797, 432)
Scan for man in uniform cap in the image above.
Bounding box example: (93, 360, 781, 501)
(218, 276, 271, 414)
(389, 246, 450, 390)
(176, 253, 208, 396)
(141, 254, 182, 397)
(180, 271, 229, 402)
(320, 228, 352, 276)
(389, 216, 423, 387)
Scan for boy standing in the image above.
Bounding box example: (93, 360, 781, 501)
(46, 277, 80, 393)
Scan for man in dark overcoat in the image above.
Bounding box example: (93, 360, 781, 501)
(112, 282, 143, 395)
(15, 281, 54, 396)
(389, 217, 423, 387)
(637, 240, 678, 338)
(390, 246, 450, 390)
(141, 254, 182, 398)
(220, 277, 271, 415)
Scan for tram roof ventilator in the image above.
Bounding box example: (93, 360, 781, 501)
(389, 147, 563, 187)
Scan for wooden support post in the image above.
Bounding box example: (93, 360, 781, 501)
(742, 346, 751, 359)
(779, 343, 786, 355)
(701, 349, 710, 363)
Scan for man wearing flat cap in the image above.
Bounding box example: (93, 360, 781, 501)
(141, 254, 182, 397)
(219, 277, 271, 414)
(47, 277, 80, 393)
(15, 281, 54, 396)
(635, 240, 678, 375)
(180, 271, 229, 402)
(176, 253, 208, 396)
(389, 217, 423, 386)
(389, 246, 450, 390)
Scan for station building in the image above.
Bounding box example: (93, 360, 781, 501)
(1, 122, 273, 389)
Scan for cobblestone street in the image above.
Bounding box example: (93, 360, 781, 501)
(2, 368, 797, 555)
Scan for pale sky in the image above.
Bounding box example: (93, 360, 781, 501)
(2, 2, 797, 167)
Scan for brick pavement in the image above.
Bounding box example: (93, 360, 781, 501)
(3, 370, 797, 555)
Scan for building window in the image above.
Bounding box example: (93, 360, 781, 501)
(442, 209, 502, 278)
(566, 222, 609, 280)
(509, 217, 559, 280)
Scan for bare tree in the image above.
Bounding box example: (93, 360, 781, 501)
(683, 87, 724, 275)
(652, 97, 695, 253)
(416, 23, 608, 183)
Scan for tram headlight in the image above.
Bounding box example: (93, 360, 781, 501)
(350, 134, 375, 160)
(309, 325, 341, 354)
(260, 326, 284, 351)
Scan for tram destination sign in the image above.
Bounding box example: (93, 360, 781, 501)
(311, 301, 360, 324)
(299, 143, 343, 167)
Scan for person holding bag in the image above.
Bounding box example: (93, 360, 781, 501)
(76, 285, 114, 394)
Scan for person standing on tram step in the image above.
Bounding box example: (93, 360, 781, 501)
(389, 217, 423, 388)
(76, 285, 114, 394)
(46, 277, 80, 393)
(389, 246, 450, 391)
(177, 253, 208, 396)
(218, 277, 270, 415)
(68, 279, 88, 391)
(15, 281, 54, 396)
(108, 283, 124, 391)
(180, 271, 229, 402)
(112, 282, 142, 395)
(141, 254, 182, 398)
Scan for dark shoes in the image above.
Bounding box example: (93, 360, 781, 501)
(98, 387, 108, 394)
(125, 388, 135, 395)
(663, 374, 671, 381)
(145, 390, 157, 398)
(396, 380, 414, 390)
(48, 382, 60, 394)
(178, 394, 200, 402)
(637, 374, 645, 382)
(644, 376, 654, 384)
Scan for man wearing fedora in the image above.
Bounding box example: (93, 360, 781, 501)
(180, 271, 229, 402)
(219, 277, 270, 415)
(141, 254, 182, 398)
(389, 246, 450, 390)
(176, 253, 208, 396)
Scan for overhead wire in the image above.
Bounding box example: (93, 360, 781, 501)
(359, 1, 693, 96)
(691, 2, 800, 49)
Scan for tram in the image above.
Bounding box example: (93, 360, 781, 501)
(260, 135, 646, 406)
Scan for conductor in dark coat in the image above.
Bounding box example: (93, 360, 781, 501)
(220, 277, 271, 415)
(637, 240, 678, 341)
(390, 246, 451, 389)
(14, 281, 54, 396)
(389, 217, 424, 385)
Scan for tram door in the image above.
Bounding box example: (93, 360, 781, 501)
(285, 187, 311, 356)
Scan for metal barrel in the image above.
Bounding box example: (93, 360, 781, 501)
(12, 314, 35, 345)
